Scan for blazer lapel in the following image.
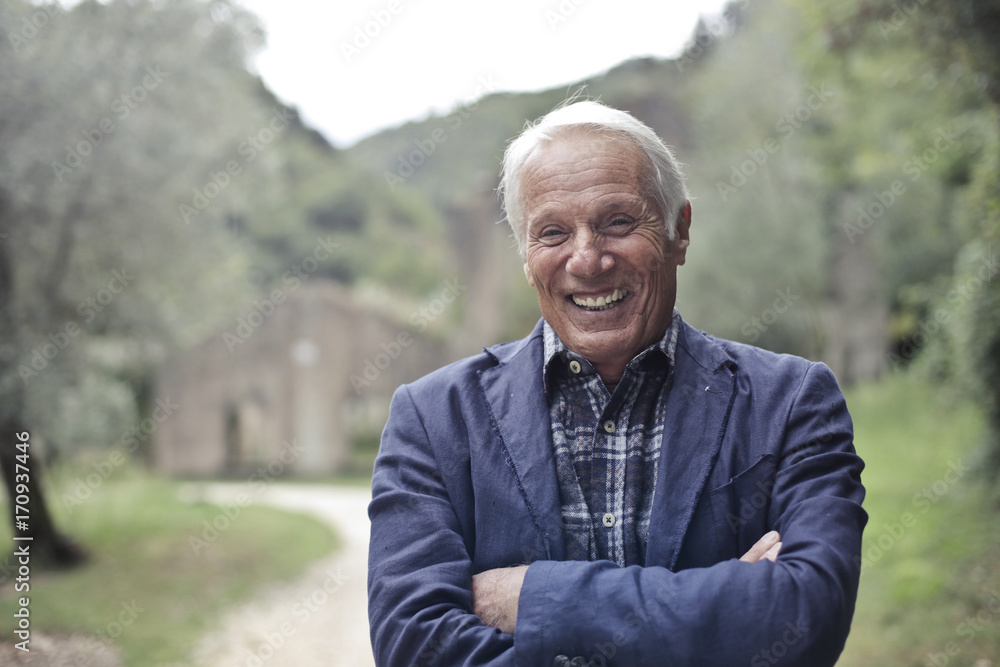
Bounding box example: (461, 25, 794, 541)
(478, 323, 566, 562)
(477, 320, 737, 568)
(646, 322, 738, 569)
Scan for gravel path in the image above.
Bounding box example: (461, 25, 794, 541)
(191, 483, 375, 667)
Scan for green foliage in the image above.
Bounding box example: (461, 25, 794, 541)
(3, 0, 998, 476)
(338, 0, 994, 370)
(677, 0, 828, 355)
(772, 0, 1000, 475)
(802, 0, 1000, 477)
(0, 0, 454, 457)
(0, 0, 272, 447)
(223, 122, 454, 298)
(2, 0, 999, 662)
(916, 112, 1000, 478)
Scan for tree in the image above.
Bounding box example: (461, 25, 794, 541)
(799, 0, 1000, 478)
(0, 0, 272, 564)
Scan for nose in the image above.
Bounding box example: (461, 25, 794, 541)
(565, 228, 613, 278)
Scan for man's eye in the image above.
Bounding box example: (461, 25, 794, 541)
(606, 218, 632, 231)
(540, 228, 565, 238)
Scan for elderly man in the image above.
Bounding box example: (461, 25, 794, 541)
(368, 100, 866, 666)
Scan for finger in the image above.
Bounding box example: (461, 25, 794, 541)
(740, 530, 780, 562)
(739, 530, 781, 563)
(762, 541, 782, 563)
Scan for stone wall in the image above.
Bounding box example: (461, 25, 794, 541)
(153, 281, 452, 476)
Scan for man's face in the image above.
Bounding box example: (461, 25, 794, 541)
(521, 131, 690, 380)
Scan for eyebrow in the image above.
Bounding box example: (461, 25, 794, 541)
(527, 191, 655, 236)
(528, 195, 647, 226)
(598, 196, 646, 212)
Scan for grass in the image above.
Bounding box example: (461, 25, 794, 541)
(840, 372, 1000, 666)
(0, 465, 340, 666)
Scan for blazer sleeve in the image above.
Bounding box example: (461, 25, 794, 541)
(368, 384, 516, 666)
(514, 362, 867, 666)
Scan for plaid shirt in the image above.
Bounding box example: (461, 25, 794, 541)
(542, 311, 680, 567)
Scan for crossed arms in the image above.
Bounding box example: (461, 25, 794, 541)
(472, 530, 784, 635)
(368, 362, 867, 666)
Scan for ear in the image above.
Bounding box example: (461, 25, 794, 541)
(523, 261, 536, 287)
(674, 201, 692, 266)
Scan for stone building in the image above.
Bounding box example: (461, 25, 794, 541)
(153, 280, 452, 476)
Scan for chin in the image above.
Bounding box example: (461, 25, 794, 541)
(570, 331, 638, 359)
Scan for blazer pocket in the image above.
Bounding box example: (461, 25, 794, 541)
(709, 453, 778, 558)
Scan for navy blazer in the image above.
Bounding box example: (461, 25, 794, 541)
(368, 318, 867, 666)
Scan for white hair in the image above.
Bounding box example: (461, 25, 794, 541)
(498, 99, 689, 257)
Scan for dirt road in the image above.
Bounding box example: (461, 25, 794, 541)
(191, 483, 375, 667)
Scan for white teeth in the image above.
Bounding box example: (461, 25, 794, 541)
(572, 289, 628, 311)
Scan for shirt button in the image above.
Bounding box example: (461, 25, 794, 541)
(603, 420, 615, 434)
(569, 360, 582, 374)
(602, 513, 616, 527)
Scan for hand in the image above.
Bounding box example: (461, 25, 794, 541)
(740, 530, 782, 563)
(471, 565, 529, 634)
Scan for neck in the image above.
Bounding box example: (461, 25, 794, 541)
(595, 363, 625, 391)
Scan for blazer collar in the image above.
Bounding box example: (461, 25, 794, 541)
(479, 318, 738, 568)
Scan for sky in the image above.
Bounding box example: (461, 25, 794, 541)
(235, 0, 733, 147)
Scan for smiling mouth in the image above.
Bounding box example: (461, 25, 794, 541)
(570, 288, 629, 311)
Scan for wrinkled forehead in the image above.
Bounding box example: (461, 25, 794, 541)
(519, 128, 654, 207)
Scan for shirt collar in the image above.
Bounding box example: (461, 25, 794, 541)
(542, 309, 681, 391)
